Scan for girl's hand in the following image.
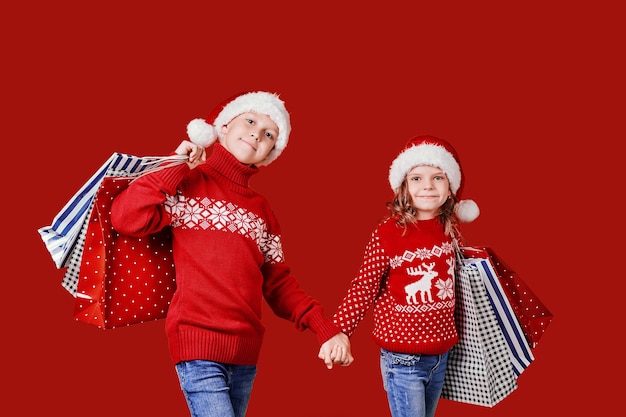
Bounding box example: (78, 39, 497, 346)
(175, 140, 207, 169)
(318, 332, 354, 369)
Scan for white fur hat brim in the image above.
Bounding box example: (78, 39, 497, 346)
(389, 143, 461, 193)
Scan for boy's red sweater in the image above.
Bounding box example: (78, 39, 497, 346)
(111, 144, 339, 365)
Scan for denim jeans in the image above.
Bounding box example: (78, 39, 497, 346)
(380, 348, 449, 417)
(175, 360, 257, 417)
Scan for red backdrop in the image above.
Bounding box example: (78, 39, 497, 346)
(5, 1, 623, 416)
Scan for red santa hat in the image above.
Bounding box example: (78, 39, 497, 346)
(186, 91, 291, 166)
(388, 135, 480, 223)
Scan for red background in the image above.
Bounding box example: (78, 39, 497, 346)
(4, 1, 623, 416)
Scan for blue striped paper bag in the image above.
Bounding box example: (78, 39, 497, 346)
(38, 153, 186, 294)
(461, 247, 535, 376)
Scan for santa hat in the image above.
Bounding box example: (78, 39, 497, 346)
(186, 91, 291, 166)
(388, 135, 480, 223)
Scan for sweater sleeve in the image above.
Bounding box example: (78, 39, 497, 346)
(110, 163, 190, 237)
(332, 227, 390, 337)
(262, 261, 341, 345)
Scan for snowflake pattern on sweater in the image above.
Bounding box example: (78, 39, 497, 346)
(333, 217, 458, 355)
(163, 194, 284, 264)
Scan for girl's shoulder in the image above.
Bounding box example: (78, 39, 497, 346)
(373, 215, 403, 236)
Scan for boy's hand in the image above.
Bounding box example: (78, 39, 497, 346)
(175, 140, 207, 169)
(318, 332, 354, 369)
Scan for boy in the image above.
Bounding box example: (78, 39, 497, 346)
(111, 91, 352, 417)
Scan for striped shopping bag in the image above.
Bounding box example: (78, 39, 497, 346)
(480, 247, 553, 348)
(38, 153, 187, 295)
(460, 247, 535, 376)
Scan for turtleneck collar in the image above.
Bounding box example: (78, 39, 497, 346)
(205, 143, 259, 193)
(410, 216, 445, 232)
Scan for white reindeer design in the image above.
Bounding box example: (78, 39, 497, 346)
(404, 262, 438, 304)
(446, 257, 455, 277)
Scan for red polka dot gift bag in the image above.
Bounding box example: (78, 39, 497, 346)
(38, 153, 186, 297)
(73, 176, 177, 329)
(479, 247, 553, 348)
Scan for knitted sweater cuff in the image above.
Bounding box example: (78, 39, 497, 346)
(306, 309, 342, 345)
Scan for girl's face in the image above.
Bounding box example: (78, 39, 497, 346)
(221, 112, 278, 165)
(406, 165, 451, 220)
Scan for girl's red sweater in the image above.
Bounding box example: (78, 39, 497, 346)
(332, 216, 458, 355)
(111, 144, 339, 365)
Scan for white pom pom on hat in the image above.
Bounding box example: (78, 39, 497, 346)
(186, 91, 291, 166)
(186, 118, 217, 148)
(388, 135, 480, 223)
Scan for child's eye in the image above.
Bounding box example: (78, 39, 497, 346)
(434, 175, 445, 181)
(246, 119, 254, 125)
(409, 176, 421, 181)
(264, 132, 274, 140)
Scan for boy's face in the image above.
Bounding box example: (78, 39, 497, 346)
(406, 165, 451, 220)
(221, 112, 279, 166)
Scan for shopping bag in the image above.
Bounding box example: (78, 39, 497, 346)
(72, 176, 177, 329)
(481, 247, 552, 348)
(441, 261, 518, 407)
(38, 152, 186, 295)
(460, 247, 535, 376)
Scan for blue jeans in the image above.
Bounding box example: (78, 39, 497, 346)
(175, 360, 257, 417)
(380, 348, 449, 417)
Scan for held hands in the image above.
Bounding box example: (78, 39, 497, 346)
(318, 332, 354, 369)
(175, 140, 207, 170)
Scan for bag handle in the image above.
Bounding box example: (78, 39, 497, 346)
(114, 154, 190, 182)
(450, 224, 468, 263)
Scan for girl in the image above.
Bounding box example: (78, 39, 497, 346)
(321, 135, 479, 417)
